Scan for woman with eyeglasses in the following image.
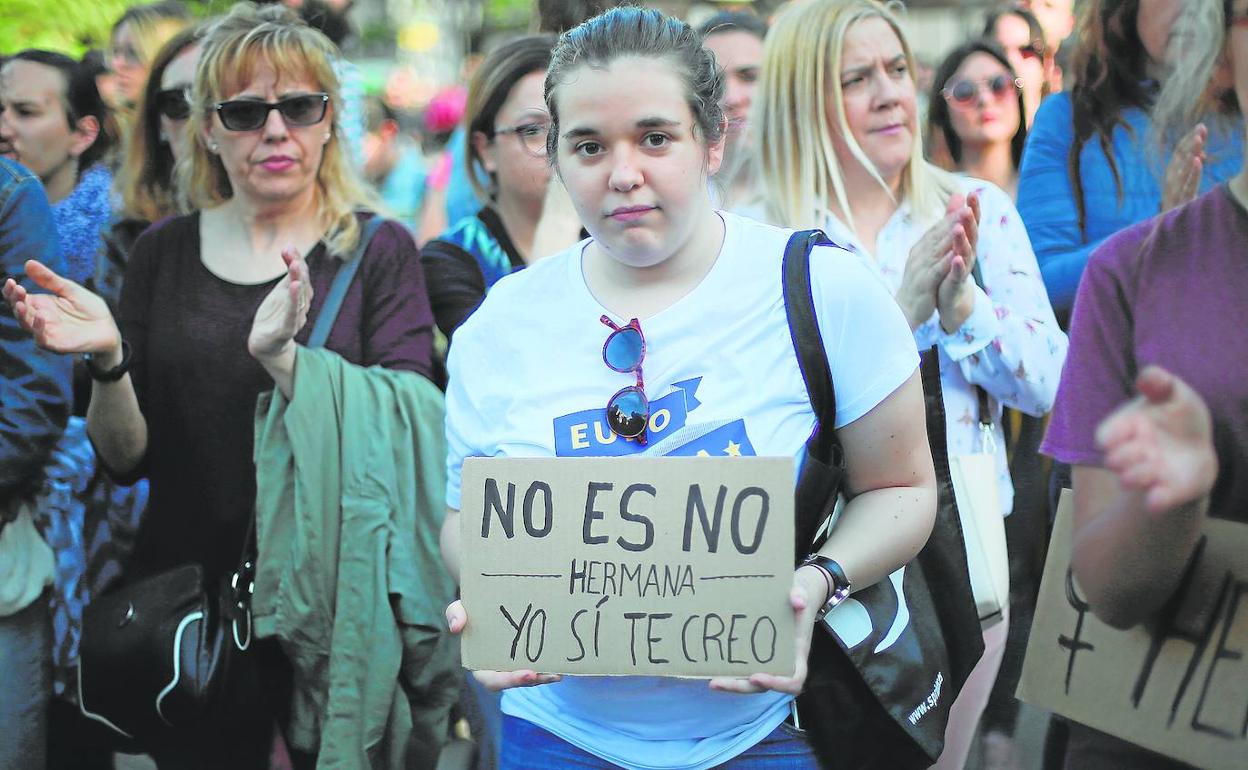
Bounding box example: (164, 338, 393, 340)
(104, 1, 192, 119)
(928, 42, 1028, 198)
(422, 35, 556, 342)
(439, 7, 937, 769)
(751, 2, 1066, 767)
(983, 4, 1050, 127)
(100, 25, 206, 312)
(1017, 0, 1243, 328)
(4, 5, 435, 766)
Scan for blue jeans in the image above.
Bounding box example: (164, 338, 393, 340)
(0, 592, 50, 770)
(499, 714, 819, 770)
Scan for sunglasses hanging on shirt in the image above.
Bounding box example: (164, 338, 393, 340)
(600, 315, 649, 445)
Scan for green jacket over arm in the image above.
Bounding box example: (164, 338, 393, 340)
(253, 347, 460, 768)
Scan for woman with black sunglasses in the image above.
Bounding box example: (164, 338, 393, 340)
(927, 42, 1028, 199)
(100, 25, 206, 313)
(3, 5, 436, 767)
(983, 4, 1050, 127)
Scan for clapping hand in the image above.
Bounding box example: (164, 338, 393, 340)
(1096, 365, 1218, 516)
(2, 260, 121, 357)
(1161, 124, 1206, 213)
(247, 246, 312, 362)
(935, 191, 981, 333)
(899, 192, 979, 330)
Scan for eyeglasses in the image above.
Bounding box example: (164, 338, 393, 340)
(155, 88, 191, 122)
(942, 74, 1022, 108)
(601, 315, 648, 444)
(213, 93, 329, 132)
(494, 120, 550, 156)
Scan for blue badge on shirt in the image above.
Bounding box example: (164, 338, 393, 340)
(553, 378, 704, 456)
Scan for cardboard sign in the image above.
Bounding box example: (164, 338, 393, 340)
(1018, 492, 1248, 770)
(459, 456, 796, 677)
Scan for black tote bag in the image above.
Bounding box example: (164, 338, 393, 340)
(782, 230, 985, 768)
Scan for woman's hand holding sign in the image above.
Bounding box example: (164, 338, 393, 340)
(707, 565, 826, 695)
(446, 598, 564, 691)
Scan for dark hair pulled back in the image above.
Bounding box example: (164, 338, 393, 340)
(544, 6, 725, 158)
(9, 50, 114, 172)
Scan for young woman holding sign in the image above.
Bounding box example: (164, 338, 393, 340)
(439, 7, 936, 768)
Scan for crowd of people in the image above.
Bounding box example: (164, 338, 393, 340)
(0, 1, 1243, 769)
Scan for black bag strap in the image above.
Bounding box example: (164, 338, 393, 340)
(307, 213, 387, 349)
(233, 214, 388, 617)
(782, 229, 842, 464)
(968, 259, 992, 429)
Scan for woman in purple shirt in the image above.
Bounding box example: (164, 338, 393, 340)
(4, 6, 433, 767)
(1041, 2, 1248, 766)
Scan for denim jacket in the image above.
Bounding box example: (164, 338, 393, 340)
(0, 158, 71, 506)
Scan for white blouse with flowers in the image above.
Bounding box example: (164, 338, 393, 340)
(819, 177, 1067, 516)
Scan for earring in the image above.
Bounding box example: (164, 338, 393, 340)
(323, 132, 332, 143)
(208, 142, 219, 153)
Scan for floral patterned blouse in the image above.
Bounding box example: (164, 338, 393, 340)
(821, 177, 1067, 516)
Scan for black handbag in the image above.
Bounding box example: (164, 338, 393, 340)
(77, 214, 388, 742)
(781, 230, 985, 769)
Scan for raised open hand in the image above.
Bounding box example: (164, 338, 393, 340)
(247, 246, 312, 362)
(1096, 365, 1219, 516)
(1161, 124, 1206, 213)
(2, 259, 120, 355)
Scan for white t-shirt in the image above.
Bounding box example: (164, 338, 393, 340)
(444, 211, 917, 770)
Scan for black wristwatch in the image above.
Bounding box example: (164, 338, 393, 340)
(84, 341, 132, 383)
(801, 554, 852, 621)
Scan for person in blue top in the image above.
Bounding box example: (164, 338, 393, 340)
(440, 8, 937, 770)
(0, 157, 73, 770)
(421, 35, 556, 340)
(1016, 0, 1243, 326)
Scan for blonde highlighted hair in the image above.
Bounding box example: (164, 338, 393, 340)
(753, 0, 957, 231)
(180, 2, 376, 257)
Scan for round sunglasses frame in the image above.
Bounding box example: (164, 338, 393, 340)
(600, 315, 649, 444)
(941, 75, 1023, 109)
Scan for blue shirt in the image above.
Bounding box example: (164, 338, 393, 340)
(1016, 92, 1243, 321)
(444, 128, 485, 225)
(0, 158, 72, 498)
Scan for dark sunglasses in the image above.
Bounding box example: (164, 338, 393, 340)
(155, 88, 191, 122)
(213, 93, 329, 132)
(1016, 43, 1043, 61)
(601, 315, 648, 444)
(943, 74, 1022, 107)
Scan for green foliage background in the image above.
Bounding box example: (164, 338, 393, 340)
(0, 0, 534, 58)
(0, 0, 238, 57)
(0, 0, 135, 56)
